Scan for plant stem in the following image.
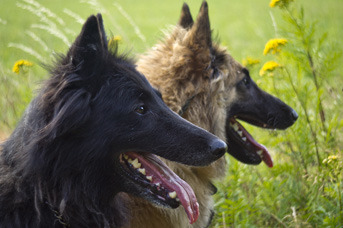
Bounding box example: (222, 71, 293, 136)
(269, 212, 287, 228)
(306, 51, 326, 132)
(283, 68, 321, 170)
(286, 140, 308, 174)
(271, 75, 310, 173)
(284, 6, 327, 132)
(338, 173, 343, 224)
(222, 212, 226, 228)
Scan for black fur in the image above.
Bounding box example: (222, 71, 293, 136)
(0, 14, 226, 227)
(226, 68, 298, 164)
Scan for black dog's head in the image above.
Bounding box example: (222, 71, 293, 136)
(17, 14, 226, 224)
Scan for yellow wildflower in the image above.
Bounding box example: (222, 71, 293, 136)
(12, 59, 33, 74)
(270, 0, 280, 8)
(269, 0, 294, 8)
(259, 61, 281, 76)
(108, 35, 122, 46)
(323, 155, 339, 164)
(328, 155, 338, 160)
(242, 57, 260, 67)
(263, 38, 288, 55)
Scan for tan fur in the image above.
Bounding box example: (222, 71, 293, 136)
(122, 3, 246, 228)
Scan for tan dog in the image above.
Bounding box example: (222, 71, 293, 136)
(122, 2, 297, 227)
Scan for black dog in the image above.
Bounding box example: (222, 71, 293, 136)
(0, 14, 226, 227)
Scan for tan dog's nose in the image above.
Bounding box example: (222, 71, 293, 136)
(291, 109, 298, 121)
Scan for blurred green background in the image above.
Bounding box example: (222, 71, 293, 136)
(0, 0, 342, 227)
(1, 0, 342, 70)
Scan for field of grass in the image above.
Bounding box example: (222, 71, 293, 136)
(1, 0, 342, 227)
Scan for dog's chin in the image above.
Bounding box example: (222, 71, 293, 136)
(225, 117, 274, 168)
(132, 185, 180, 209)
(226, 131, 262, 165)
(118, 152, 199, 224)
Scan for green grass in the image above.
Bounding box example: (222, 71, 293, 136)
(1, 0, 343, 227)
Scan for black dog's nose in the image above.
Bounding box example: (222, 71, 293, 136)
(210, 139, 227, 157)
(291, 109, 298, 121)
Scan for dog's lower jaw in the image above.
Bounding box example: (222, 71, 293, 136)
(121, 156, 227, 228)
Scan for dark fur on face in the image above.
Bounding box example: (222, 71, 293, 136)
(225, 68, 298, 165)
(0, 14, 226, 227)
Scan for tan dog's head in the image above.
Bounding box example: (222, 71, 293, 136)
(137, 1, 297, 167)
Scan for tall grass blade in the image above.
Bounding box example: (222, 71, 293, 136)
(26, 31, 49, 52)
(8, 42, 44, 62)
(113, 2, 147, 45)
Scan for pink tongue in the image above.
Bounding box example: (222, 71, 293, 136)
(125, 152, 199, 224)
(245, 134, 273, 168)
(232, 119, 274, 167)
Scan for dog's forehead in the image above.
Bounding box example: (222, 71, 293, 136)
(235, 68, 246, 79)
(123, 67, 156, 96)
(229, 57, 245, 80)
(210, 46, 240, 73)
(113, 59, 150, 87)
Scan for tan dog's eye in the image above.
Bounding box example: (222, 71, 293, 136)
(211, 67, 220, 79)
(242, 77, 249, 86)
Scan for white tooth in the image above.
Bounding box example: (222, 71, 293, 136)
(257, 150, 263, 156)
(133, 162, 141, 169)
(146, 176, 152, 181)
(123, 154, 129, 160)
(138, 168, 146, 175)
(132, 158, 141, 168)
(155, 183, 160, 187)
(169, 191, 177, 199)
(237, 130, 243, 137)
(242, 137, 247, 142)
(233, 123, 239, 131)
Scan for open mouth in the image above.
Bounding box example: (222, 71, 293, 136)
(119, 152, 199, 224)
(227, 116, 274, 168)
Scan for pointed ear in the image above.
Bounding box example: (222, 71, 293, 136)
(178, 3, 193, 29)
(68, 13, 108, 67)
(187, 1, 212, 47)
(95, 13, 108, 50)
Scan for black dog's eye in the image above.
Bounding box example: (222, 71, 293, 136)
(135, 105, 147, 115)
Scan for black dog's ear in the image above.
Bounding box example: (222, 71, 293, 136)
(178, 3, 194, 29)
(95, 13, 108, 50)
(186, 1, 212, 48)
(68, 13, 108, 68)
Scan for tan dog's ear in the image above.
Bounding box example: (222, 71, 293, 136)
(178, 3, 193, 29)
(186, 1, 212, 48)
